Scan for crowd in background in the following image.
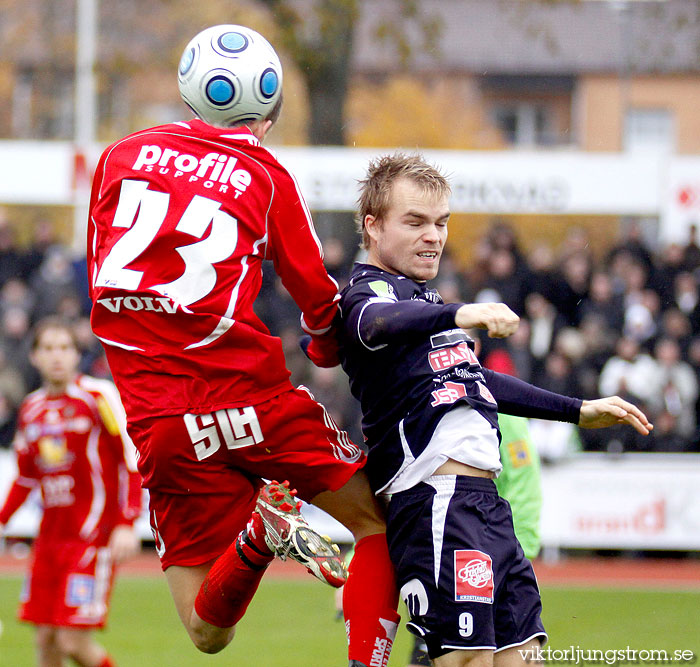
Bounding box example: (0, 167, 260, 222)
(2, 209, 700, 459)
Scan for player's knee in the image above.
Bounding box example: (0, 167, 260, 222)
(190, 625, 235, 654)
(34, 626, 58, 653)
(54, 630, 82, 659)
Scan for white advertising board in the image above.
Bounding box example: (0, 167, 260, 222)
(540, 453, 700, 551)
(659, 156, 700, 245)
(0, 141, 681, 216)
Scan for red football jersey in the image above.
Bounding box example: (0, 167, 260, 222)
(0, 375, 141, 544)
(87, 120, 339, 421)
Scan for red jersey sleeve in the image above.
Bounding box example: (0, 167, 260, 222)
(266, 161, 340, 338)
(0, 420, 39, 525)
(79, 376, 143, 524)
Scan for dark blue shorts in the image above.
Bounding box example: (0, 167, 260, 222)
(387, 475, 546, 659)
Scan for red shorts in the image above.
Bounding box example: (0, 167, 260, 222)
(20, 538, 115, 628)
(129, 387, 365, 570)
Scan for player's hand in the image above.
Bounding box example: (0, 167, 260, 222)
(108, 525, 140, 564)
(455, 303, 519, 338)
(578, 396, 653, 435)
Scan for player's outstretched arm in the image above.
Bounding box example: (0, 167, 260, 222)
(455, 303, 519, 338)
(108, 524, 140, 564)
(578, 396, 653, 435)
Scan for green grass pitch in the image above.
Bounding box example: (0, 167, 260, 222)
(1, 575, 698, 665)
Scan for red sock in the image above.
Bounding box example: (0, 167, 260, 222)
(194, 513, 273, 628)
(343, 533, 400, 667)
(97, 656, 115, 667)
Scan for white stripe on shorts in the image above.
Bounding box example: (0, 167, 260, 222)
(425, 475, 457, 587)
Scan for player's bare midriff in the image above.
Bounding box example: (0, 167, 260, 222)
(433, 459, 496, 479)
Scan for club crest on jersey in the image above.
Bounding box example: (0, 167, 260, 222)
(454, 550, 494, 603)
(38, 436, 71, 468)
(132, 144, 252, 197)
(368, 280, 397, 301)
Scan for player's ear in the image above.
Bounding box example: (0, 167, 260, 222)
(365, 214, 380, 241)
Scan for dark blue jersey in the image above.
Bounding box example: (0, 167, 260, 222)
(338, 263, 582, 493)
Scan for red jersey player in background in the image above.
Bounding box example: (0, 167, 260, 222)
(87, 25, 398, 667)
(0, 318, 141, 667)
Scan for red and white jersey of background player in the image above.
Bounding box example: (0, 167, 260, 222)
(2, 375, 141, 545)
(87, 119, 339, 422)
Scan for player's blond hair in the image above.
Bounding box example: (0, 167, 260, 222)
(355, 153, 451, 250)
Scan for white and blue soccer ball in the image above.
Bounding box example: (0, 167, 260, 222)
(177, 25, 283, 128)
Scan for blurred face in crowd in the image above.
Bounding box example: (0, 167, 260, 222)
(365, 177, 450, 283)
(31, 326, 80, 392)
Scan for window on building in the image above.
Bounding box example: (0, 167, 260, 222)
(624, 109, 675, 153)
(492, 103, 552, 147)
(480, 75, 574, 148)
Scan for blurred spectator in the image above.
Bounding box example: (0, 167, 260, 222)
(576, 314, 617, 398)
(0, 391, 16, 449)
(553, 250, 592, 326)
(682, 224, 700, 274)
(579, 270, 625, 332)
(535, 349, 582, 398)
(0, 307, 36, 389)
(671, 271, 699, 316)
(649, 337, 698, 440)
(74, 316, 112, 379)
(0, 344, 27, 410)
(0, 214, 25, 287)
(652, 243, 688, 308)
(524, 291, 566, 379)
(623, 289, 660, 347)
(650, 411, 693, 452)
(474, 248, 526, 315)
(323, 236, 353, 287)
(484, 218, 529, 276)
(21, 218, 59, 281)
(607, 218, 655, 276)
(659, 307, 693, 353)
(686, 336, 700, 442)
(435, 249, 471, 303)
(598, 336, 657, 408)
(501, 318, 533, 383)
(526, 241, 558, 303)
(29, 245, 81, 320)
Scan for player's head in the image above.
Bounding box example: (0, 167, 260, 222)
(356, 153, 451, 282)
(177, 24, 283, 130)
(30, 317, 80, 390)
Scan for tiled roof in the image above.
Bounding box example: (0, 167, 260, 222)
(353, 0, 700, 74)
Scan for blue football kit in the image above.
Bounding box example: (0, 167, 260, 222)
(338, 263, 581, 658)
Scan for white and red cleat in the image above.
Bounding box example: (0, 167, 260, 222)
(255, 480, 347, 587)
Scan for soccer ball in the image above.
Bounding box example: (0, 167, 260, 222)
(177, 25, 283, 128)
